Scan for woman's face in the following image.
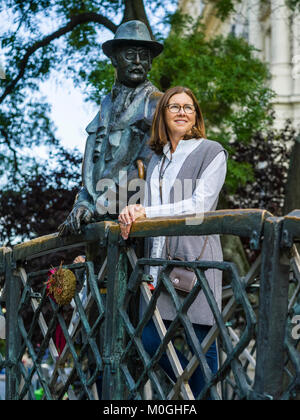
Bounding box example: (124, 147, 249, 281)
(165, 92, 196, 140)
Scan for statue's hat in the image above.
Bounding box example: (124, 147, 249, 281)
(102, 20, 163, 58)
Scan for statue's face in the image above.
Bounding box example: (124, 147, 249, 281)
(111, 45, 152, 88)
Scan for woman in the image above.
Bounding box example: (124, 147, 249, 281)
(118, 86, 227, 398)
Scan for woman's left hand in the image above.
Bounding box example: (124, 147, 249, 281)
(118, 204, 146, 240)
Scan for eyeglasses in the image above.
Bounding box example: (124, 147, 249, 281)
(124, 48, 150, 62)
(165, 103, 196, 114)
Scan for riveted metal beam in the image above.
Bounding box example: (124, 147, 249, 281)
(281, 210, 300, 248)
(129, 209, 272, 241)
(12, 221, 112, 262)
(254, 217, 290, 399)
(3, 247, 22, 400)
(1, 209, 299, 400)
(102, 227, 128, 399)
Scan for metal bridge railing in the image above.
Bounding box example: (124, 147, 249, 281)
(281, 211, 300, 400)
(0, 209, 299, 400)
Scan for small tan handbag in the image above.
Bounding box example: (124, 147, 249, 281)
(166, 236, 208, 295)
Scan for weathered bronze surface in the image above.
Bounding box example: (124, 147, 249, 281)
(59, 21, 163, 236)
(1, 208, 300, 400)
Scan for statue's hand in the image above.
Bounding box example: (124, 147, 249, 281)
(58, 206, 93, 236)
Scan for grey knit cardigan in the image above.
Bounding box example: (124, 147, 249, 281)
(143, 139, 228, 326)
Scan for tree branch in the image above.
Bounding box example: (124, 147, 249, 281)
(0, 127, 19, 174)
(0, 12, 118, 104)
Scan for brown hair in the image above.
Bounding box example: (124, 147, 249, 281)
(149, 86, 206, 155)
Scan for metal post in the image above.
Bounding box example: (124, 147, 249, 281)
(254, 217, 290, 399)
(102, 228, 127, 399)
(4, 249, 21, 400)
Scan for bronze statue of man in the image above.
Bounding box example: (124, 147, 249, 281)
(59, 20, 163, 235)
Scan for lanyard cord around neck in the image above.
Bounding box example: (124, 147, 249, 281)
(158, 154, 172, 205)
(158, 153, 208, 260)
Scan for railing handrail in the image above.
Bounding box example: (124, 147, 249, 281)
(128, 209, 272, 242)
(8, 209, 273, 262)
(0, 207, 299, 400)
(11, 220, 114, 261)
(282, 210, 300, 247)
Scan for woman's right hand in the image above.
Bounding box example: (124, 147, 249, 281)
(118, 204, 146, 240)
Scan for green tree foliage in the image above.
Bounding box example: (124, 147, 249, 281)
(82, 14, 275, 194)
(210, 0, 300, 20)
(0, 0, 176, 179)
(0, 146, 82, 243)
(0, 1, 276, 243)
(228, 120, 294, 216)
(0, 0, 172, 243)
(211, 0, 242, 20)
(149, 15, 275, 193)
(286, 0, 300, 12)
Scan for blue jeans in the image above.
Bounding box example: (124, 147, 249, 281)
(141, 319, 218, 398)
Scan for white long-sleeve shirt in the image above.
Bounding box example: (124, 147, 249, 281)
(144, 138, 227, 286)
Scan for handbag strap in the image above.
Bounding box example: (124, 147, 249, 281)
(158, 153, 209, 261)
(165, 234, 209, 261)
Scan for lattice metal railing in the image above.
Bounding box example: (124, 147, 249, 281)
(15, 260, 105, 400)
(281, 211, 300, 400)
(0, 209, 299, 400)
(120, 251, 259, 400)
(1, 223, 111, 400)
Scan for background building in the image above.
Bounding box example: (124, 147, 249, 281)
(179, 0, 300, 130)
